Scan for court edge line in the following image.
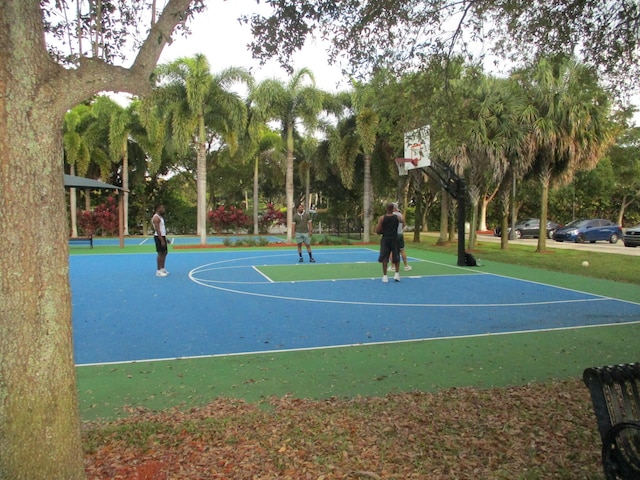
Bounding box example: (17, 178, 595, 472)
(76, 320, 640, 368)
(253, 265, 274, 283)
(188, 274, 612, 307)
(482, 270, 640, 306)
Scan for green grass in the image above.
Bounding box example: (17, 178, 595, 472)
(411, 233, 640, 285)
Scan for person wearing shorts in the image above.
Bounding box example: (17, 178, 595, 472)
(152, 204, 169, 277)
(389, 202, 412, 272)
(292, 202, 315, 262)
(375, 203, 400, 282)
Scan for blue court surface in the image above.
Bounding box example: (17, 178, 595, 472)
(70, 247, 640, 365)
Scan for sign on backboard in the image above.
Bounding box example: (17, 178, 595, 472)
(396, 125, 430, 175)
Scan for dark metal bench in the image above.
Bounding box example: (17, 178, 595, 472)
(583, 363, 640, 480)
(68, 236, 93, 248)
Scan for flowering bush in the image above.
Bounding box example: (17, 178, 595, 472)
(77, 196, 119, 236)
(208, 205, 249, 233)
(258, 203, 285, 234)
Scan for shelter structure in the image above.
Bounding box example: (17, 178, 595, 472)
(63, 174, 125, 248)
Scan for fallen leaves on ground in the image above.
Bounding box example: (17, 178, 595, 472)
(83, 379, 603, 479)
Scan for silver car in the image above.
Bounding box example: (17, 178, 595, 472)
(624, 224, 640, 248)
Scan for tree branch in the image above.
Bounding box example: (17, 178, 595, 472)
(49, 0, 199, 107)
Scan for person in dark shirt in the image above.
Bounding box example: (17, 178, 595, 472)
(375, 203, 400, 282)
(292, 202, 316, 263)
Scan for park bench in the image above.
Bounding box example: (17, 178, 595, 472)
(583, 363, 640, 480)
(68, 235, 93, 248)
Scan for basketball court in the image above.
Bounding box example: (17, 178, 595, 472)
(71, 246, 640, 366)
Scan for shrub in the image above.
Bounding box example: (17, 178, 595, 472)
(208, 205, 250, 233)
(258, 203, 285, 234)
(77, 196, 119, 236)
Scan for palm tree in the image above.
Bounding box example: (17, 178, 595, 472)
(63, 98, 114, 223)
(520, 56, 614, 252)
(252, 69, 324, 242)
(246, 125, 284, 234)
(63, 104, 93, 236)
(325, 89, 380, 242)
(466, 75, 532, 249)
(298, 134, 319, 210)
(153, 55, 250, 244)
(107, 100, 143, 236)
(352, 82, 380, 243)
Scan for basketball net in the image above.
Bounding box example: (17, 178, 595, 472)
(394, 158, 419, 176)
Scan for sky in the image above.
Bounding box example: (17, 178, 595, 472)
(157, 0, 349, 93)
(133, 0, 638, 124)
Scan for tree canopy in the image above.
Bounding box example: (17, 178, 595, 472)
(243, 0, 640, 100)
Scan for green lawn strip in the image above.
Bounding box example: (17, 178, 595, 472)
(411, 235, 640, 285)
(77, 322, 640, 421)
(404, 247, 640, 303)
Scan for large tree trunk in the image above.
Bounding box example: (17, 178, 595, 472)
(0, 1, 196, 477)
(0, 43, 85, 480)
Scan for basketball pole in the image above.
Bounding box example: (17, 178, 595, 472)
(421, 161, 467, 267)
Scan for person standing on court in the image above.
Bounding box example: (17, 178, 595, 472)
(389, 202, 412, 272)
(292, 202, 316, 262)
(375, 202, 400, 282)
(152, 204, 169, 277)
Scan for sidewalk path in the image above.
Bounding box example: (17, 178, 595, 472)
(422, 232, 640, 256)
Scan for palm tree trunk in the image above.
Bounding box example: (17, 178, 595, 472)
(305, 164, 311, 210)
(70, 164, 78, 237)
(468, 184, 480, 249)
(499, 189, 509, 250)
(285, 123, 295, 243)
(448, 198, 456, 243)
(436, 188, 449, 245)
(197, 116, 207, 245)
(253, 156, 259, 235)
(363, 153, 371, 242)
(536, 169, 551, 253)
(122, 140, 129, 236)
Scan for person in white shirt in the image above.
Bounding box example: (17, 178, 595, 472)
(152, 204, 169, 277)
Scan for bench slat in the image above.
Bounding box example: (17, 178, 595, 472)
(68, 236, 93, 248)
(584, 363, 640, 480)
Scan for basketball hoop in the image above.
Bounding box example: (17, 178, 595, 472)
(394, 158, 419, 176)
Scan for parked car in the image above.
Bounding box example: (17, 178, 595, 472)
(623, 224, 640, 247)
(552, 218, 622, 244)
(493, 218, 560, 239)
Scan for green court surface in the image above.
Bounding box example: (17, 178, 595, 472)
(75, 245, 640, 421)
(259, 258, 475, 282)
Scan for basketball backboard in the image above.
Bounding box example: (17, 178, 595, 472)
(395, 125, 430, 175)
